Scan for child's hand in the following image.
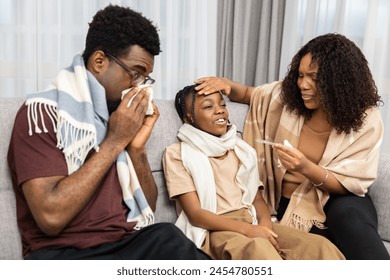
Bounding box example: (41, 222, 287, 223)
(247, 224, 280, 252)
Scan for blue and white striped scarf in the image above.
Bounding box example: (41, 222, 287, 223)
(25, 54, 154, 229)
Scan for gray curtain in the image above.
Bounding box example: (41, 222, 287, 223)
(217, 0, 286, 86)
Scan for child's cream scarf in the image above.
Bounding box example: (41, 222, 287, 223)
(25, 54, 154, 229)
(175, 123, 261, 247)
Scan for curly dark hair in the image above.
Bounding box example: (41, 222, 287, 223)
(175, 84, 198, 126)
(82, 5, 161, 64)
(281, 33, 383, 134)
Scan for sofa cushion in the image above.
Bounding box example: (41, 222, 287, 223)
(0, 190, 23, 259)
(0, 97, 24, 259)
(369, 153, 390, 243)
(153, 171, 177, 223)
(146, 100, 182, 172)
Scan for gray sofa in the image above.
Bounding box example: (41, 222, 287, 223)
(1, 97, 389, 259)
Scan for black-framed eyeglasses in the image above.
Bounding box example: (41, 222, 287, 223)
(105, 52, 155, 86)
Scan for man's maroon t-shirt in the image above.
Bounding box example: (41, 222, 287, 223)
(7, 105, 136, 258)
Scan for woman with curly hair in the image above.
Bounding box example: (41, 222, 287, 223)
(194, 33, 389, 260)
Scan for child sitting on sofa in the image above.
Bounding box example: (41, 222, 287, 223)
(162, 84, 345, 260)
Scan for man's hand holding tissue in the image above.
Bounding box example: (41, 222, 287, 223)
(129, 101, 159, 151)
(121, 84, 154, 115)
(121, 86, 159, 151)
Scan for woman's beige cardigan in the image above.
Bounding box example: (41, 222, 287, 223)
(243, 81, 384, 232)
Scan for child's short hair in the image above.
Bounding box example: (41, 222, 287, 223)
(174, 84, 199, 125)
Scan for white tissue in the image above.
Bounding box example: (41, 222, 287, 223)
(283, 139, 293, 148)
(121, 85, 154, 115)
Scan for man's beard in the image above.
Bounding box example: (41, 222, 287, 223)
(107, 100, 121, 115)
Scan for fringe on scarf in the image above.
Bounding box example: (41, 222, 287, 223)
(285, 213, 327, 232)
(26, 100, 97, 174)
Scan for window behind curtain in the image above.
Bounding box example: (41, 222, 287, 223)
(0, 0, 217, 100)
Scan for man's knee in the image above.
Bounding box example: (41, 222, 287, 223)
(150, 223, 187, 240)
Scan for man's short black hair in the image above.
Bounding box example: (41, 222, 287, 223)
(82, 4, 161, 64)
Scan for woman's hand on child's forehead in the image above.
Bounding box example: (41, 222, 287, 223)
(194, 77, 231, 96)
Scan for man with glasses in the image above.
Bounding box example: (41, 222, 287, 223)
(106, 52, 155, 86)
(7, 5, 210, 260)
